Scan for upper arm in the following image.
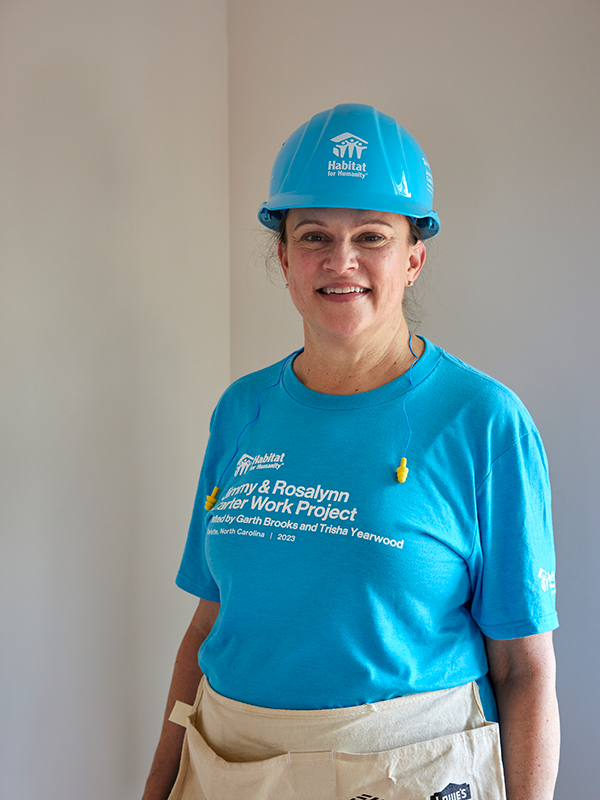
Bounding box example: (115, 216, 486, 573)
(485, 630, 556, 688)
(187, 598, 220, 648)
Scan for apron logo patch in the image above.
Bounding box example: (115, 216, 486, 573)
(430, 783, 471, 800)
(348, 794, 385, 800)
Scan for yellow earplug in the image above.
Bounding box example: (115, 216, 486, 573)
(396, 458, 409, 483)
(205, 486, 220, 511)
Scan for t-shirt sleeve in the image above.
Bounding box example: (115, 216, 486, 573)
(469, 429, 558, 640)
(175, 479, 221, 601)
(175, 409, 222, 602)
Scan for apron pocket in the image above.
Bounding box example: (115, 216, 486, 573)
(335, 722, 506, 800)
(185, 722, 339, 800)
(175, 719, 505, 800)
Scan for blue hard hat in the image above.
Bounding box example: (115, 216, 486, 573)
(258, 103, 440, 239)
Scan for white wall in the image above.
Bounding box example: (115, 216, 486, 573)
(228, 1, 600, 796)
(0, 1, 229, 798)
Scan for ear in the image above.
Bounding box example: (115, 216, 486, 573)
(407, 240, 426, 284)
(278, 240, 289, 282)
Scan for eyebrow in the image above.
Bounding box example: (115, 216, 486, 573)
(292, 217, 394, 231)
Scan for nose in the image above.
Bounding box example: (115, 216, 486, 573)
(324, 238, 358, 273)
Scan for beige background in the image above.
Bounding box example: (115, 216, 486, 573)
(1, 1, 598, 797)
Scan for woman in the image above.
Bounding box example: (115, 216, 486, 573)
(143, 104, 559, 800)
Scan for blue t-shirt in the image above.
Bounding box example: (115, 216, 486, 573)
(177, 338, 558, 714)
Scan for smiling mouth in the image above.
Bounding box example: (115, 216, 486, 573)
(319, 286, 369, 294)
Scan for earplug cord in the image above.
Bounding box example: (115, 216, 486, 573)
(396, 331, 419, 484)
(207, 338, 419, 509)
(205, 350, 301, 510)
(402, 332, 418, 460)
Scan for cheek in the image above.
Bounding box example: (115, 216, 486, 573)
(374, 260, 406, 295)
(283, 264, 310, 305)
(284, 253, 315, 286)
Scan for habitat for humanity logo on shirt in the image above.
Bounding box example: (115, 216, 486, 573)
(538, 567, 556, 595)
(234, 453, 285, 477)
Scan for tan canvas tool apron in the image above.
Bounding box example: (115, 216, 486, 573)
(167, 677, 506, 800)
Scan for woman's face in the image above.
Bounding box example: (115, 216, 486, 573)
(279, 208, 426, 347)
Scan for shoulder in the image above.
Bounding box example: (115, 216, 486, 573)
(418, 340, 544, 469)
(425, 339, 537, 431)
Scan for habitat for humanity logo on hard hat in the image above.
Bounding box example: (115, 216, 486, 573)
(327, 132, 368, 179)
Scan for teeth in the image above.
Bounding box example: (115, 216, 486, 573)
(322, 286, 367, 294)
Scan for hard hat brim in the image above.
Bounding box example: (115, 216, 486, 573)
(258, 201, 440, 239)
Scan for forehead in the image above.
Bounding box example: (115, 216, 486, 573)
(287, 207, 409, 231)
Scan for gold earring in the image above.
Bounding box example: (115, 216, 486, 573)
(407, 280, 414, 287)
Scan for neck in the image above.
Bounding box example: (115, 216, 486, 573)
(294, 323, 424, 394)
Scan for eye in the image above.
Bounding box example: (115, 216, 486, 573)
(299, 231, 331, 248)
(358, 232, 386, 245)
